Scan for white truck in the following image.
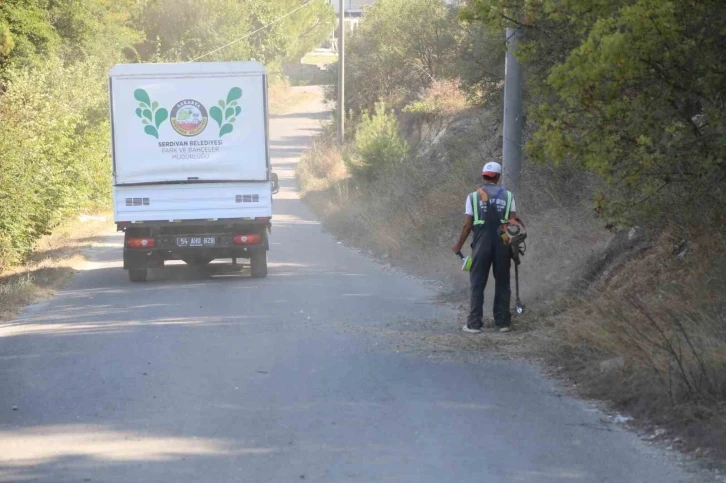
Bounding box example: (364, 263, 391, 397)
(108, 62, 279, 282)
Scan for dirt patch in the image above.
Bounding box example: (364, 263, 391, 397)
(0, 214, 113, 322)
(269, 83, 322, 116)
(341, 312, 540, 364)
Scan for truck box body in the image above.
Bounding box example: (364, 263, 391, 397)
(108, 62, 276, 281)
(110, 62, 269, 189)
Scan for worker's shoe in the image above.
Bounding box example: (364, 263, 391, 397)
(462, 324, 483, 334)
(498, 326, 512, 333)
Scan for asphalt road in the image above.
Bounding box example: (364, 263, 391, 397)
(0, 89, 702, 483)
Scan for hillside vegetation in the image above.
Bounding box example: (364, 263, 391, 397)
(0, 0, 335, 270)
(298, 0, 726, 459)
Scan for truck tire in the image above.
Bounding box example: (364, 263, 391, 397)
(250, 252, 268, 278)
(129, 268, 148, 282)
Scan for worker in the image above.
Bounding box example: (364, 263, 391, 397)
(452, 162, 517, 333)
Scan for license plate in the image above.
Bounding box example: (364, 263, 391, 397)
(177, 236, 215, 247)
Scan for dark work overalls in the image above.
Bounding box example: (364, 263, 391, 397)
(468, 186, 513, 329)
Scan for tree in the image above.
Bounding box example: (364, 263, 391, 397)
(134, 0, 254, 62)
(133, 0, 334, 67)
(46, 0, 143, 64)
(456, 21, 504, 105)
(245, 0, 335, 68)
(339, 0, 462, 113)
(0, 0, 60, 73)
(463, 0, 726, 223)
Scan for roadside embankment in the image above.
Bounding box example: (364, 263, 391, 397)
(297, 92, 726, 464)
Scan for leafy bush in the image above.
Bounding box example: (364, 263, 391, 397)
(0, 58, 111, 267)
(345, 103, 408, 181)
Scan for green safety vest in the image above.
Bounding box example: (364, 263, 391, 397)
(470, 188, 512, 226)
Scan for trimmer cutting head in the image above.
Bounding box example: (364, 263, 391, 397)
(456, 251, 472, 272)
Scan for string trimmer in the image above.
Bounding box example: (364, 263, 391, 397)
(501, 219, 527, 315)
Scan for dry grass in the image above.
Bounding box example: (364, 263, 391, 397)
(297, 135, 349, 194)
(0, 214, 112, 322)
(403, 79, 471, 118)
(543, 223, 726, 458)
(268, 83, 320, 116)
(298, 102, 610, 307)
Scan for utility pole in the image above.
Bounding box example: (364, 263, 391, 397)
(337, 0, 345, 147)
(502, 28, 523, 191)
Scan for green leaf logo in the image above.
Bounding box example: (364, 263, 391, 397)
(210, 106, 223, 127)
(211, 87, 243, 137)
(154, 109, 168, 128)
(227, 87, 242, 104)
(134, 89, 151, 107)
(134, 89, 167, 139)
(145, 125, 159, 138)
(220, 124, 234, 137)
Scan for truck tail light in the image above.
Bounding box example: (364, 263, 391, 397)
(234, 234, 261, 245)
(127, 238, 155, 249)
(256, 217, 271, 221)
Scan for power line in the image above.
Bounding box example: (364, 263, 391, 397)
(189, 0, 318, 63)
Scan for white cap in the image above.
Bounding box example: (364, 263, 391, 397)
(482, 162, 502, 177)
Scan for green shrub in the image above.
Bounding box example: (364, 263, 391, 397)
(0, 58, 111, 268)
(345, 103, 408, 181)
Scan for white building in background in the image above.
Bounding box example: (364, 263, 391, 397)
(330, 0, 376, 30)
(329, 0, 377, 13)
(324, 0, 376, 50)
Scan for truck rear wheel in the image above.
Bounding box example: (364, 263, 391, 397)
(129, 267, 148, 282)
(250, 252, 268, 278)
